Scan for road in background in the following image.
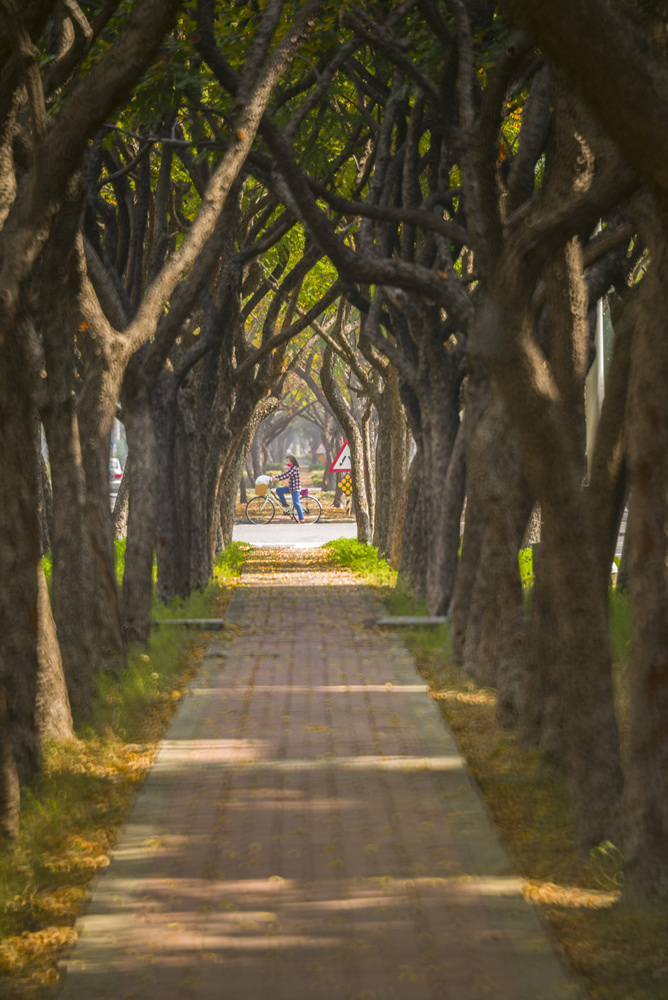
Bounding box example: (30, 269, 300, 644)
(232, 519, 357, 548)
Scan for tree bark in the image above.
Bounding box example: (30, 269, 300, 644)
(36, 565, 73, 742)
(398, 457, 428, 602)
(77, 337, 125, 666)
(121, 356, 158, 645)
(517, 541, 560, 752)
(499, 0, 668, 198)
(0, 312, 41, 783)
(484, 300, 623, 846)
(321, 343, 372, 543)
(0, 688, 19, 840)
(437, 419, 467, 613)
(466, 388, 531, 724)
(449, 365, 490, 665)
(622, 196, 668, 902)
(373, 366, 410, 560)
(154, 370, 189, 603)
(38, 190, 99, 716)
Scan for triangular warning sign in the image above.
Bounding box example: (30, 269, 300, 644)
(329, 440, 352, 472)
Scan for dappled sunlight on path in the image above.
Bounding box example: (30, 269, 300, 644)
(57, 548, 580, 999)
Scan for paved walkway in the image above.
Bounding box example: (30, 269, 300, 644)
(56, 549, 581, 1000)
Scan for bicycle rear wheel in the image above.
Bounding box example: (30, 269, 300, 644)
(298, 496, 322, 524)
(246, 495, 276, 524)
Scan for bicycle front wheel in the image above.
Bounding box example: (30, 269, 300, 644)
(246, 495, 276, 524)
(299, 496, 322, 524)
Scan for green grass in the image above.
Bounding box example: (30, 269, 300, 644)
(518, 546, 535, 587)
(323, 537, 398, 588)
(0, 541, 251, 996)
(609, 587, 632, 671)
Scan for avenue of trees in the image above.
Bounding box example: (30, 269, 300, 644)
(1, 0, 667, 906)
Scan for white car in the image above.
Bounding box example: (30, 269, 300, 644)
(109, 457, 123, 506)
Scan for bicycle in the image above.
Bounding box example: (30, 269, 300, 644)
(245, 483, 322, 524)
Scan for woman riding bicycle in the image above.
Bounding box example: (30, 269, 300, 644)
(273, 454, 305, 523)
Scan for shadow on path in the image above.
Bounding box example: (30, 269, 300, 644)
(54, 549, 581, 1000)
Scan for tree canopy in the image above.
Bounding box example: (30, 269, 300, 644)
(1, 0, 668, 910)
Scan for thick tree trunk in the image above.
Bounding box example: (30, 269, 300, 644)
(81, 431, 125, 664)
(0, 315, 42, 783)
(460, 529, 489, 680)
(121, 372, 158, 646)
(437, 420, 467, 613)
(487, 321, 623, 847)
(219, 443, 249, 551)
(0, 687, 19, 840)
(391, 453, 417, 573)
(622, 199, 668, 902)
(321, 345, 372, 543)
(517, 542, 559, 750)
(37, 181, 100, 717)
(41, 401, 97, 717)
(397, 458, 428, 602)
(76, 308, 126, 667)
(36, 565, 73, 742)
(449, 490, 485, 666)
(403, 313, 464, 615)
(373, 368, 410, 560)
(467, 389, 531, 724)
(547, 499, 622, 845)
(372, 385, 394, 557)
(154, 371, 189, 603)
(449, 365, 490, 665)
(420, 404, 461, 614)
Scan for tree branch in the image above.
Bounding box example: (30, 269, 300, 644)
(499, 0, 668, 196)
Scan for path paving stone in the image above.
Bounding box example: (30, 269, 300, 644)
(55, 549, 582, 1000)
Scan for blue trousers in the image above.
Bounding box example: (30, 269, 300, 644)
(276, 486, 304, 521)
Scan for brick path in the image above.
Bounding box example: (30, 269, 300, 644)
(56, 549, 581, 1000)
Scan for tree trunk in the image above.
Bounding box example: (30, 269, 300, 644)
(517, 542, 560, 751)
(76, 309, 126, 667)
(373, 368, 410, 560)
(0, 688, 19, 840)
(81, 429, 125, 664)
(449, 364, 490, 665)
(154, 371, 189, 603)
(0, 314, 42, 783)
(487, 318, 623, 847)
(622, 197, 668, 902)
(36, 565, 73, 742)
(321, 344, 372, 543)
(391, 453, 417, 572)
(121, 366, 158, 646)
(37, 181, 99, 716)
(467, 389, 531, 725)
(397, 457, 428, 601)
(460, 529, 490, 680)
(41, 397, 97, 717)
(437, 418, 467, 616)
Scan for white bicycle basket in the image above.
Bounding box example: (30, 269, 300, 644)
(254, 474, 272, 497)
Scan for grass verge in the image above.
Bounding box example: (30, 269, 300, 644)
(0, 542, 251, 998)
(326, 540, 668, 1000)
